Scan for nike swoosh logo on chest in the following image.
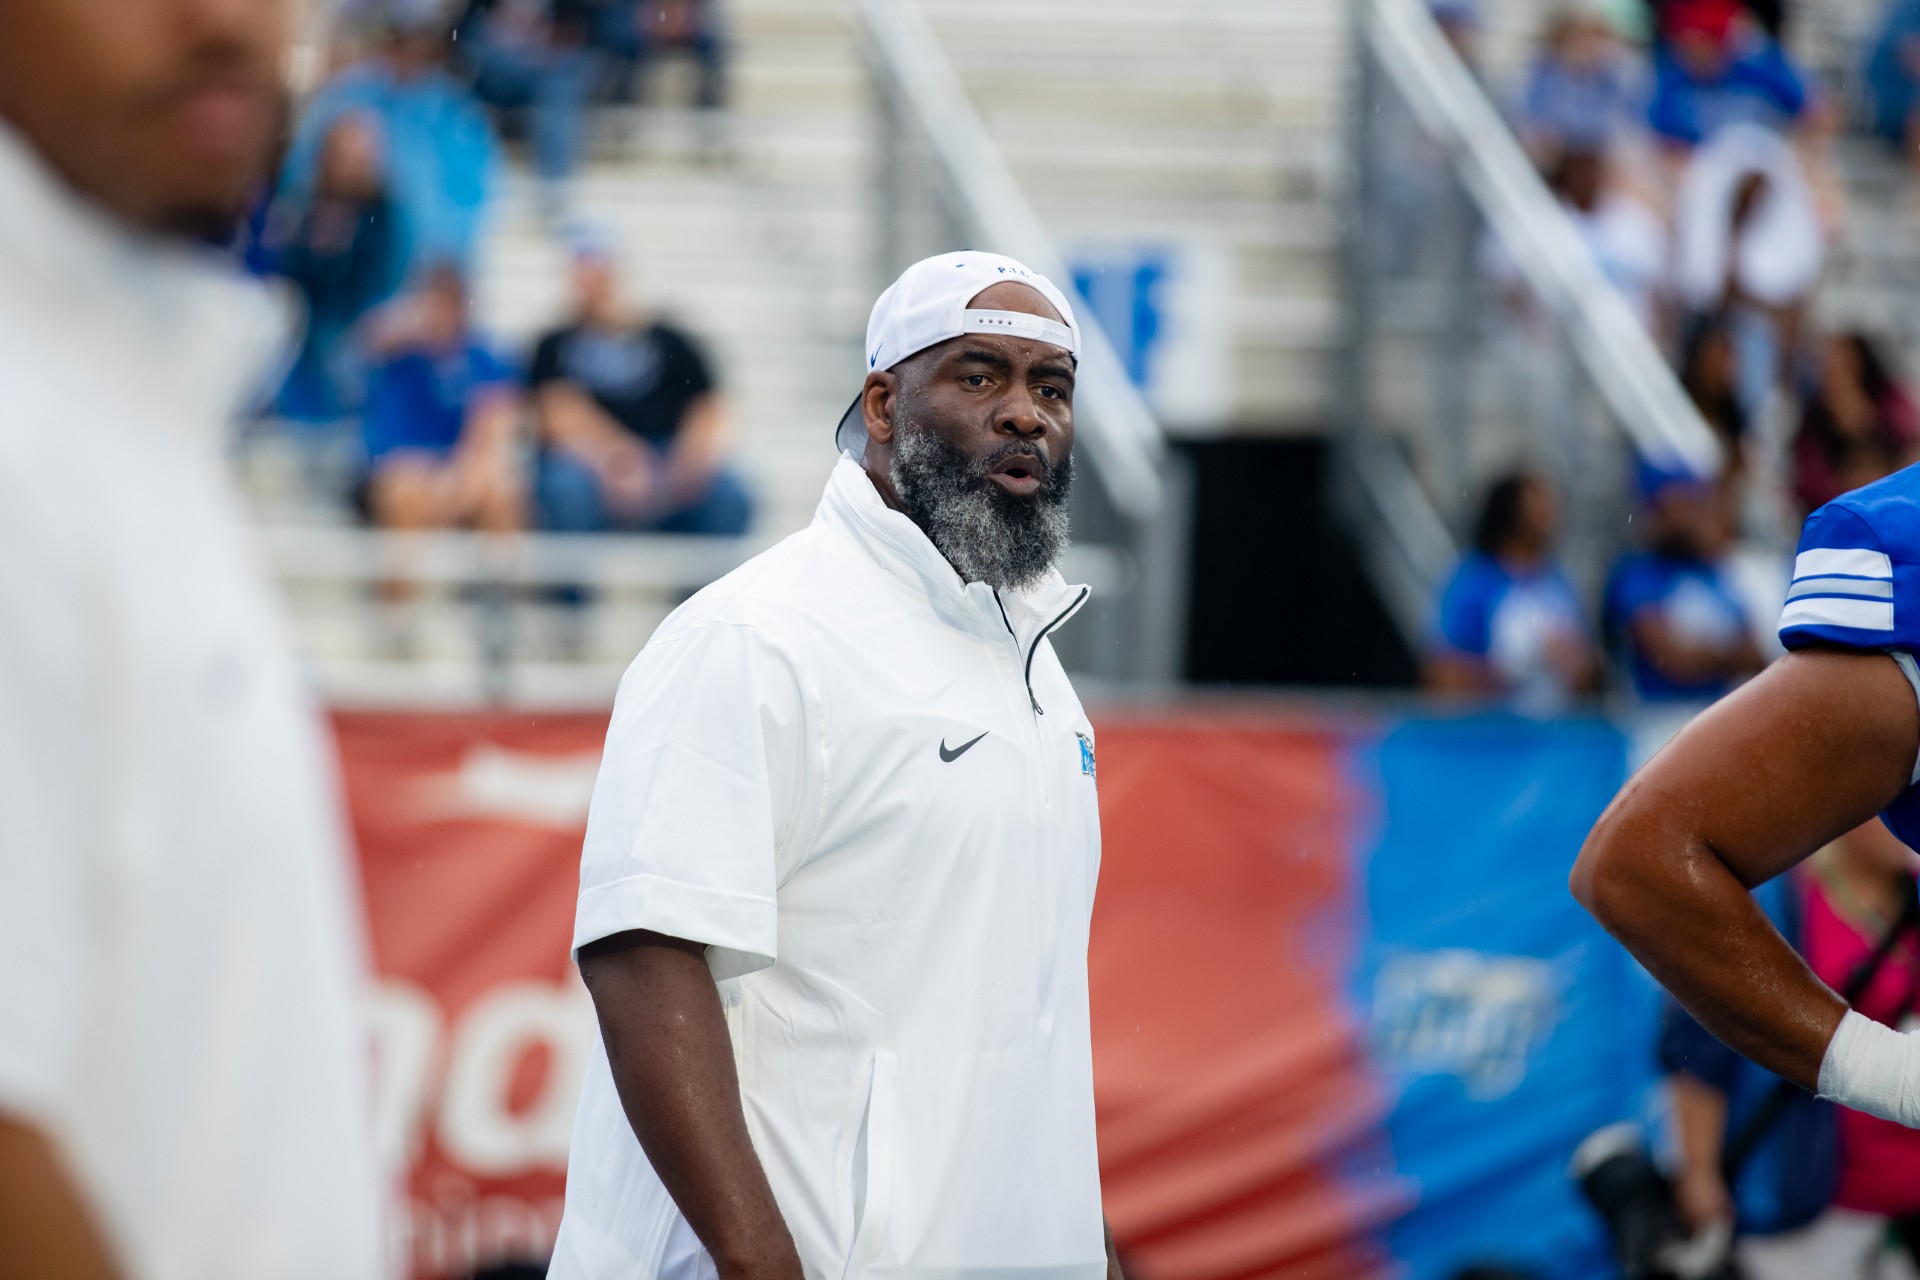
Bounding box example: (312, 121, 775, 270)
(939, 731, 989, 763)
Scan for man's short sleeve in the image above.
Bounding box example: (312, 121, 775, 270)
(572, 621, 817, 981)
(1779, 502, 1905, 652)
(657, 326, 716, 399)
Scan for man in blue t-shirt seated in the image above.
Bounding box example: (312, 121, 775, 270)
(1426, 471, 1597, 710)
(360, 263, 525, 532)
(526, 236, 752, 536)
(1604, 462, 1765, 703)
(1647, 0, 1807, 148)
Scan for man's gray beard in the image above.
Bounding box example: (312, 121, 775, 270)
(889, 422, 1072, 592)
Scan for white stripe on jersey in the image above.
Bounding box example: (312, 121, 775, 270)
(1780, 595, 1895, 632)
(1786, 576, 1896, 601)
(1793, 547, 1893, 582)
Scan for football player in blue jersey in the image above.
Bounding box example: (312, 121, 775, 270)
(1575, 465, 1920, 1130)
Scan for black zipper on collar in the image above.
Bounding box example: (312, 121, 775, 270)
(1021, 586, 1089, 716)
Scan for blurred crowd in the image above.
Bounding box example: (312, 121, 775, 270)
(1421, 7, 1920, 1268)
(1424, 0, 1920, 715)
(238, 0, 752, 544)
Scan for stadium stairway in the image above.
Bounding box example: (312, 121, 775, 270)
(917, 0, 1350, 435)
(474, 0, 868, 542)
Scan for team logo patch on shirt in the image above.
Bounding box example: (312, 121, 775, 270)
(1075, 732, 1096, 779)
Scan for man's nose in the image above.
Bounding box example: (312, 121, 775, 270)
(994, 384, 1048, 439)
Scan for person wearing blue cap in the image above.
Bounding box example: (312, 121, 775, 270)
(549, 252, 1123, 1280)
(1602, 459, 1764, 704)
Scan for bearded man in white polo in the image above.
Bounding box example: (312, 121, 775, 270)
(551, 251, 1121, 1280)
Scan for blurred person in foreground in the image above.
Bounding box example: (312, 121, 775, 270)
(1425, 471, 1598, 710)
(550, 252, 1123, 1277)
(529, 236, 752, 536)
(0, 0, 387, 1274)
(1603, 463, 1765, 706)
(1793, 331, 1920, 516)
(360, 263, 525, 534)
(1572, 445, 1920, 1177)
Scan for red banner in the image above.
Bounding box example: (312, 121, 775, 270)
(338, 711, 1387, 1280)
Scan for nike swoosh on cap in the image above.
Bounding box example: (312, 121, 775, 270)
(939, 732, 989, 763)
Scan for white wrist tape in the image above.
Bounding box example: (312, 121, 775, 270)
(1817, 1010, 1920, 1127)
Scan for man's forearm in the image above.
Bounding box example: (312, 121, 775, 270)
(579, 945, 1115, 1274)
(1574, 809, 1844, 1089)
(579, 931, 800, 1278)
(0, 1114, 121, 1280)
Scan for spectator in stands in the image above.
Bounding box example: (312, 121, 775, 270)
(1795, 820, 1920, 1271)
(1680, 312, 1749, 457)
(528, 237, 752, 535)
(463, 0, 602, 219)
(1425, 472, 1598, 710)
(1550, 146, 1669, 332)
(284, 11, 500, 274)
(1646, 0, 1808, 148)
(1429, 0, 1482, 66)
(1603, 462, 1764, 703)
(1866, 0, 1920, 163)
(1519, 6, 1644, 156)
(1667, 817, 1920, 1278)
(360, 264, 526, 533)
(597, 0, 729, 111)
(1660, 866, 1841, 1278)
(1671, 124, 1823, 419)
(1793, 331, 1920, 514)
(264, 112, 408, 422)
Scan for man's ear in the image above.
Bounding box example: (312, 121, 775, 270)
(861, 370, 898, 445)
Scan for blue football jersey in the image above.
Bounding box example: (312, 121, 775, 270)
(1779, 464, 1920, 847)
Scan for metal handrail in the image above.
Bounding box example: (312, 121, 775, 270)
(854, 0, 1170, 522)
(1364, 0, 1723, 478)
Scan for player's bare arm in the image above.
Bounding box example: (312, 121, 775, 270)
(1572, 647, 1918, 1089)
(578, 930, 803, 1280)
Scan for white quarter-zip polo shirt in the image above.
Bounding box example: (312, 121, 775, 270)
(0, 123, 386, 1278)
(552, 458, 1108, 1279)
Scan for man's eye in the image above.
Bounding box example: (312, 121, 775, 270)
(1037, 385, 1063, 400)
(962, 374, 990, 388)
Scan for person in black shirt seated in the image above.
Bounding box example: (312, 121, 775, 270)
(527, 234, 753, 535)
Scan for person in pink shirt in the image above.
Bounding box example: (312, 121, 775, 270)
(1798, 819, 1920, 1270)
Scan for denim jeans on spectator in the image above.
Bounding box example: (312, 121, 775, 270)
(536, 450, 754, 535)
(470, 36, 601, 183)
(591, 0, 727, 108)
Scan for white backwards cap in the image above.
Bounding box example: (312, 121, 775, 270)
(835, 251, 1080, 460)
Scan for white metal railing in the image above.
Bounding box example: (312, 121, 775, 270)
(260, 525, 1133, 596)
(855, 0, 1170, 525)
(1363, 0, 1722, 479)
